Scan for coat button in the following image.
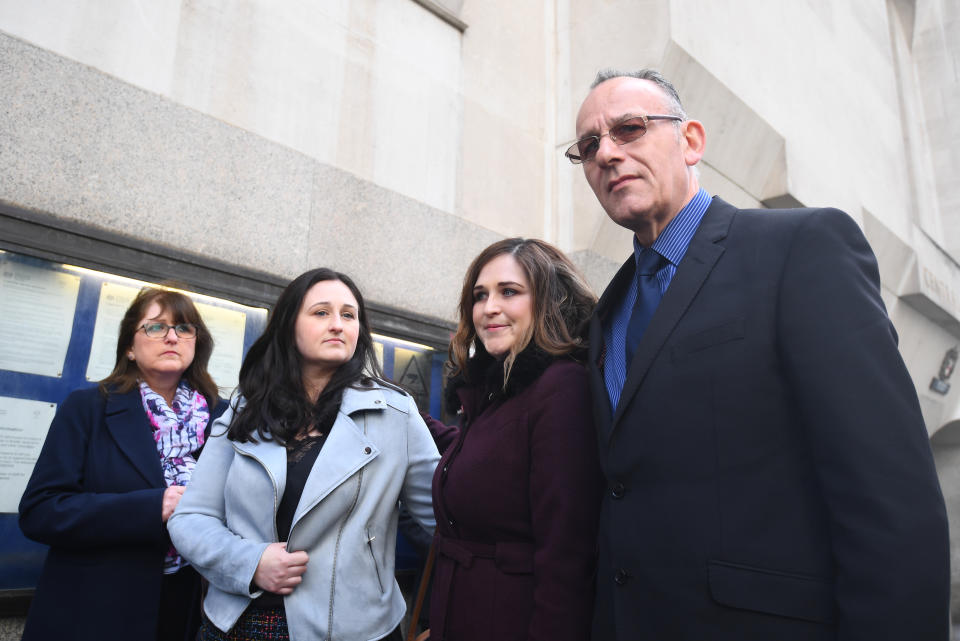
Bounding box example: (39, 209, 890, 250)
(614, 569, 629, 585)
(447, 519, 454, 526)
(611, 482, 625, 499)
(364, 446, 372, 454)
(442, 465, 448, 474)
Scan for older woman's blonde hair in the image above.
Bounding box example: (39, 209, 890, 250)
(450, 238, 597, 383)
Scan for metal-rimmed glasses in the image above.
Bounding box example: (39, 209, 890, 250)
(564, 114, 683, 164)
(138, 322, 198, 339)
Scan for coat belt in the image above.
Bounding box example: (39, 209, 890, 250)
(430, 537, 535, 640)
(436, 537, 534, 574)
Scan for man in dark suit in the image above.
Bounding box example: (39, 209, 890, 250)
(568, 68, 950, 640)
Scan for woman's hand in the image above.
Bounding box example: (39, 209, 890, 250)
(253, 542, 310, 594)
(161, 485, 186, 522)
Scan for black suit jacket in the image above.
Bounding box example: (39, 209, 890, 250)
(587, 197, 950, 641)
(19, 386, 227, 641)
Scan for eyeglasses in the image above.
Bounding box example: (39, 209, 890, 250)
(138, 322, 198, 339)
(565, 114, 684, 164)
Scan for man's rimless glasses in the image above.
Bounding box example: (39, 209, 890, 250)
(565, 114, 683, 164)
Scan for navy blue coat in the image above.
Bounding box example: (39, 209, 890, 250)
(588, 198, 950, 641)
(18, 386, 226, 641)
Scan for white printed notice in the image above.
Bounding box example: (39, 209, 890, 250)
(86, 282, 140, 382)
(0, 396, 57, 513)
(196, 303, 246, 396)
(0, 258, 80, 377)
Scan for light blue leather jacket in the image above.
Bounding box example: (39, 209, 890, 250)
(168, 382, 439, 641)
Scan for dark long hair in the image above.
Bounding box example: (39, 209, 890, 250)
(99, 287, 219, 407)
(450, 238, 596, 383)
(227, 268, 384, 444)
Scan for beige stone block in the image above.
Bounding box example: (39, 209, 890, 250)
(0, 34, 314, 276)
(0, 0, 181, 96)
(461, 0, 547, 133)
(560, 0, 671, 145)
(697, 163, 762, 210)
(1, 0, 465, 214)
(861, 209, 916, 296)
(588, 208, 638, 264)
(170, 0, 463, 213)
(305, 164, 500, 322)
(660, 42, 789, 205)
(560, 160, 614, 254)
(666, 0, 912, 240)
(458, 99, 545, 238)
(568, 248, 620, 299)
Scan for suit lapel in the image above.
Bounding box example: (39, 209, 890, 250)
(104, 390, 165, 487)
(587, 315, 612, 439)
(609, 198, 737, 438)
(589, 257, 636, 443)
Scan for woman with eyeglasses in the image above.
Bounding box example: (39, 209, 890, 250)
(168, 268, 439, 641)
(19, 287, 227, 641)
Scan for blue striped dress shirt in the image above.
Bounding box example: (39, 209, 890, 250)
(603, 188, 713, 410)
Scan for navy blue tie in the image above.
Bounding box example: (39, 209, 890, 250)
(625, 248, 665, 368)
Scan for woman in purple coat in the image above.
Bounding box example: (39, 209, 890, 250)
(426, 238, 603, 641)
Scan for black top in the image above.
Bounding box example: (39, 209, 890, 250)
(252, 406, 338, 609)
(276, 434, 327, 541)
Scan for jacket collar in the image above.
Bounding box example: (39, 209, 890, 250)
(230, 383, 388, 525)
(230, 383, 388, 456)
(446, 346, 558, 416)
(339, 382, 389, 415)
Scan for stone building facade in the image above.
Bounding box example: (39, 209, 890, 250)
(0, 0, 958, 633)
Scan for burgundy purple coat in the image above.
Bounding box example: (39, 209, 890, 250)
(427, 349, 603, 641)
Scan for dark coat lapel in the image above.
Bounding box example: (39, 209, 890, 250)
(588, 257, 635, 440)
(104, 389, 165, 487)
(609, 197, 737, 438)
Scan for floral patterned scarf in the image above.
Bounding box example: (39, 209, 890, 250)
(139, 380, 210, 573)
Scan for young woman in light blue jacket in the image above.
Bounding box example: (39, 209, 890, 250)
(168, 268, 439, 641)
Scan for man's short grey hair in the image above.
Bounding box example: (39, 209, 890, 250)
(591, 69, 687, 120)
(590, 68, 698, 177)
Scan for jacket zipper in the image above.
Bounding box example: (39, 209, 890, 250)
(366, 529, 384, 593)
(326, 468, 363, 641)
(232, 446, 280, 543)
(325, 413, 367, 641)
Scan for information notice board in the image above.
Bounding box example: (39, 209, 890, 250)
(0, 250, 268, 592)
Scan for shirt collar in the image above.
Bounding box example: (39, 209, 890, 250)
(633, 188, 712, 268)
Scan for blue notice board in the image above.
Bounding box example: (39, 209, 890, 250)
(0, 250, 268, 591)
(372, 334, 446, 571)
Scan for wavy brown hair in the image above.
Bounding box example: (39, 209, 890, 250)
(99, 287, 219, 406)
(450, 238, 597, 382)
